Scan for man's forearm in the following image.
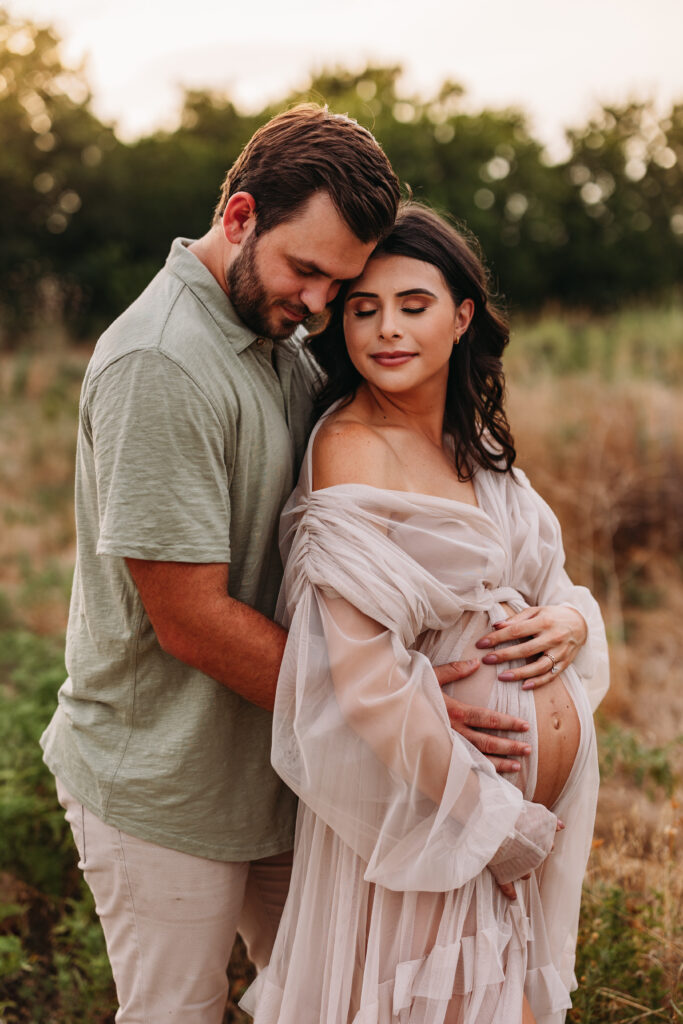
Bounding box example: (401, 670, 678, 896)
(125, 559, 286, 711)
(162, 596, 287, 711)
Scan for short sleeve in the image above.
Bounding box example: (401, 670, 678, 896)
(88, 349, 233, 562)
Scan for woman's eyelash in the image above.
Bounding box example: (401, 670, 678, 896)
(353, 306, 428, 318)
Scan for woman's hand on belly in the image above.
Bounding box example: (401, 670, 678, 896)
(474, 604, 588, 690)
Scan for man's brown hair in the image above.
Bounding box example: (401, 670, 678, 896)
(213, 104, 400, 243)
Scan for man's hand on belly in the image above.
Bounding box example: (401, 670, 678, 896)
(434, 661, 531, 774)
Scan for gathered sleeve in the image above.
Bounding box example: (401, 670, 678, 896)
(272, 491, 557, 893)
(505, 470, 610, 711)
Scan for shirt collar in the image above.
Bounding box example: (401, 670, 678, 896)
(164, 237, 260, 354)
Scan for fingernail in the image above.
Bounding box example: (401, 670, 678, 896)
(522, 746, 532, 755)
(509, 762, 520, 772)
(522, 681, 535, 690)
(557, 820, 566, 830)
(482, 654, 498, 665)
(475, 638, 492, 649)
(498, 671, 515, 681)
(493, 620, 508, 629)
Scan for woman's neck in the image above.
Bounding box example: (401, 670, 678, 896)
(359, 382, 447, 447)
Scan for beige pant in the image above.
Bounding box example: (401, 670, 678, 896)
(56, 779, 292, 1024)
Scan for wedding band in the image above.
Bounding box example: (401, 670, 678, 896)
(547, 653, 558, 674)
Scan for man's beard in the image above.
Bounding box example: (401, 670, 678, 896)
(226, 233, 314, 341)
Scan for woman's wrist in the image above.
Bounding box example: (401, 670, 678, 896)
(488, 802, 557, 885)
(560, 603, 588, 647)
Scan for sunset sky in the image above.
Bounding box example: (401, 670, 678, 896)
(6, 0, 683, 159)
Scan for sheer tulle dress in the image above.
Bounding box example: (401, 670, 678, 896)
(241, 417, 609, 1024)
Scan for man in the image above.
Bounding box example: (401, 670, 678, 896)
(41, 104, 534, 1023)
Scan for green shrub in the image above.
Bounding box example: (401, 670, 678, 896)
(571, 883, 675, 1022)
(0, 630, 72, 895)
(0, 629, 116, 1021)
(597, 719, 679, 798)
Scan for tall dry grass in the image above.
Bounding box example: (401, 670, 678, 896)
(507, 319, 683, 1021)
(509, 376, 683, 736)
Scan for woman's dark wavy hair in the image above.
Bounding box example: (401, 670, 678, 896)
(308, 202, 516, 478)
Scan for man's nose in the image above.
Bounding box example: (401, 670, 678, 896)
(300, 281, 337, 314)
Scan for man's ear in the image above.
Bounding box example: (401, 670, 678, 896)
(222, 192, 257, 244)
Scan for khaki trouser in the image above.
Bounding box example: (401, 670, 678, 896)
(56, 779, 292, 1024)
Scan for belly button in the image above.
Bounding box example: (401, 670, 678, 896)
(551, 712, 561, 730)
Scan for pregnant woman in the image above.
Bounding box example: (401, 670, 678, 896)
(242, 203, 609, 1024)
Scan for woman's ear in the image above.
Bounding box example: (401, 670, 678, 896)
(454, 298, 475, 339)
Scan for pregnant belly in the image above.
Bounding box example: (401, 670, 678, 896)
(449, 603, 581, 810)
(532, 673, 581, 809)
(498, 601, 581, 810)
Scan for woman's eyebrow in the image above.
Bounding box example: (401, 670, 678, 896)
(396, 288, 437, 298)
(346, 288, 438, 301)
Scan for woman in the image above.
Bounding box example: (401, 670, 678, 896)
(242, 204, 609, 1023)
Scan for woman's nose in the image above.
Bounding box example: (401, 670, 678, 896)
(379, 313, 401, 339)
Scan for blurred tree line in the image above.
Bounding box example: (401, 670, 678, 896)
(1, 8, 682, 347)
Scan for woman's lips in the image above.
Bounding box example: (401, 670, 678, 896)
(370, 351, 418, 366)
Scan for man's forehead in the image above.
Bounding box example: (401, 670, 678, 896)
(290, 250, 371, 282)
(274, 193, 375, 276)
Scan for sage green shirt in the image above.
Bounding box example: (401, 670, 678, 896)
(40, 238, 320, 860)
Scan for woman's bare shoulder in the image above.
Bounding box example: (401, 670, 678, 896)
(312, 408, 396, 491)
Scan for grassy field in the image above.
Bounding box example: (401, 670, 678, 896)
(0, 303, 682, 1022)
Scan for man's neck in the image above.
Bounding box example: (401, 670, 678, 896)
(189, 228, 230, 297)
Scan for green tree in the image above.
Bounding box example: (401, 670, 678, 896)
(1, 8, 681, 343)
(0, 8, 118, 343)
(551, 101, 683, 305)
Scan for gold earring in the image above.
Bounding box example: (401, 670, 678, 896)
(454, 335, 460, 345)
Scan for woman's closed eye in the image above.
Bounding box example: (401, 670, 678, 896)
(352, 304, 428, 318)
